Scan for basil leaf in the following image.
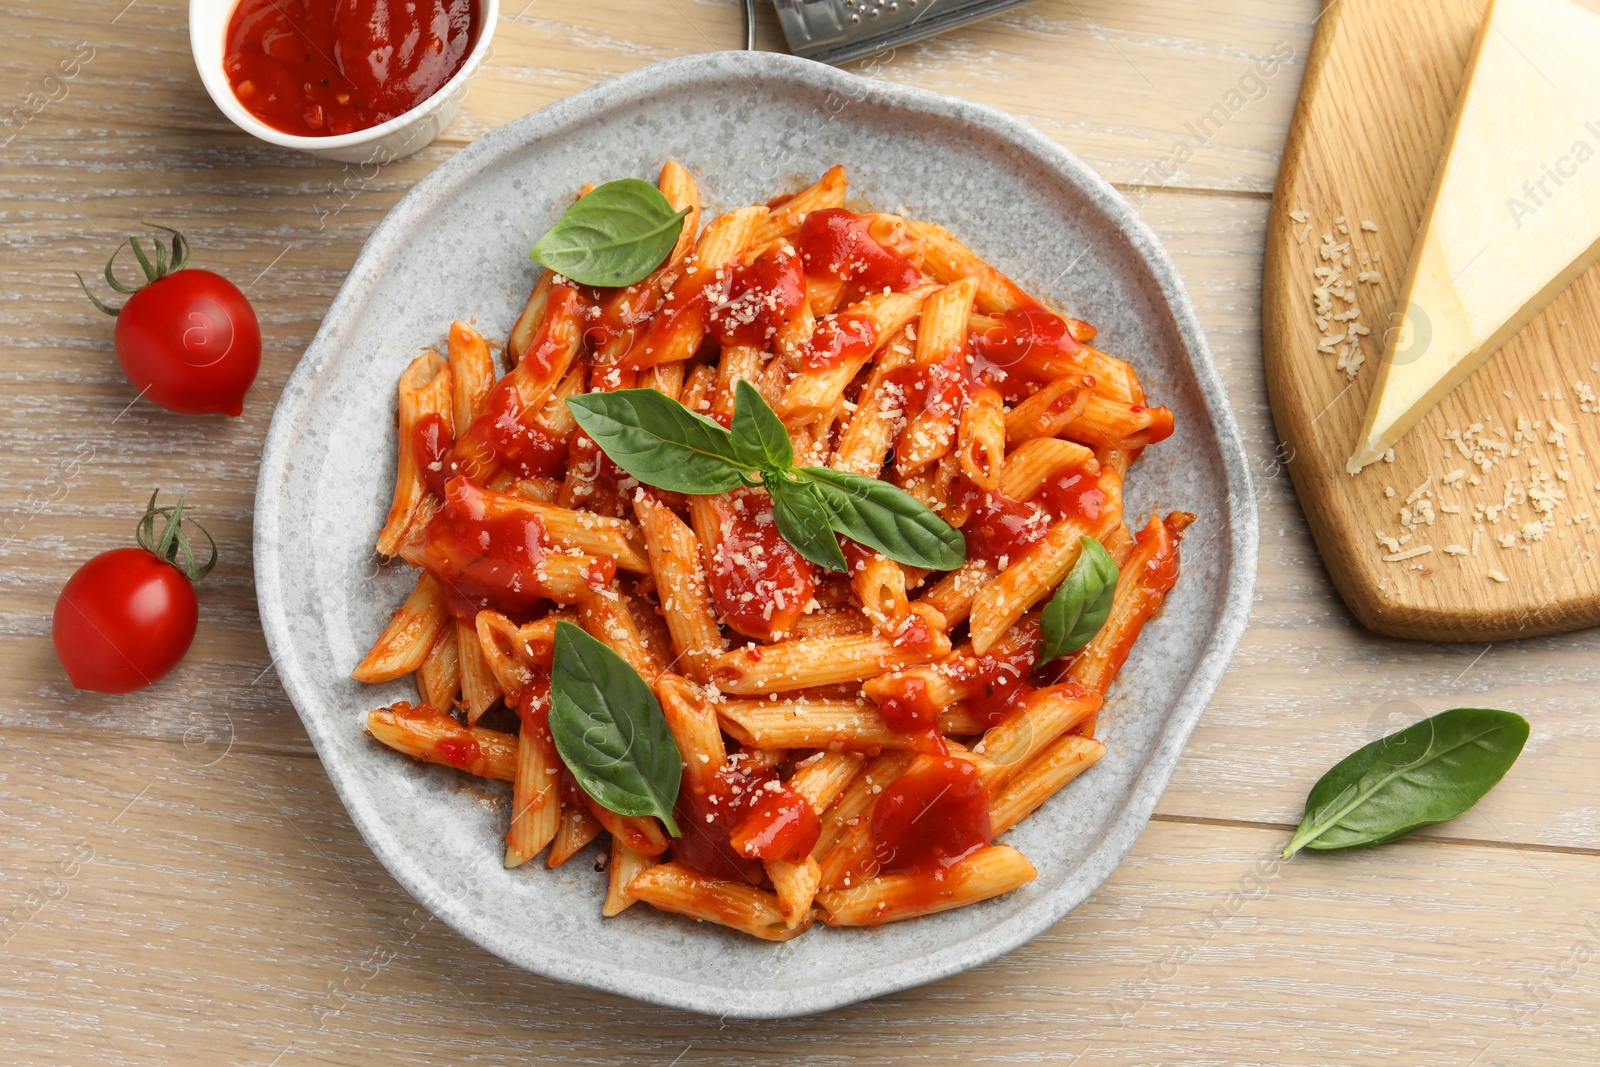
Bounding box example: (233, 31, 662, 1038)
(1281, 707, 1528, 859)
(1038, 537, 1119, 662)
(766, 473, 847, 573)
(530, 178, 691, 288)
(548, 622, 682, 836)
(566, 388, 750, 494)
(796, 466, 966, 571)
(729, 379, 793, 471)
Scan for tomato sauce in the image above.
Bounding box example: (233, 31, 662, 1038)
(880, 362, 933, 420)
(417, 477, 613, 619)
(952, 617, 1042, 725)
(703, 489, 816, 641)
(871, 756, 992, 876)
(969, 307, 1081, 367)
(478, 384, 571, 480)
(707, 248, 806, 349)
(577, 282, 662, 355)
(729, 782, 821, 862)
(876, 675, 941, 734)
(918, 354, 971, 423)
(433, 734, 482, 769)
(411, 411, 454, 497)
(1036, 464, 1107, 525)
(522, 285, 582, 378)
(224, 0, 480, 138)
(672, 755, 778, 881)
(954, 482, 1054, 566)
(968, 307, 1083, 398)
(627, 276, 712, 370)
(797, 208, 921, 293)
(890, 609, 943, 657)
(797, 313, 877, 370)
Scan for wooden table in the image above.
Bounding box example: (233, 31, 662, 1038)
(3, 1, 1596, 1062)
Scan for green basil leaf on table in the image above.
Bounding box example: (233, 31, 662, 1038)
(1038, 536, 1120, 662)
(1281, 707, 1529, 859)
(766, 472, 848, 573)
(529, 178, 691, 288)
(729, 379, 794, 471)
(548, 621, 682, 836)
(797, 466, 967, 572)
(566, 388, 749, 495)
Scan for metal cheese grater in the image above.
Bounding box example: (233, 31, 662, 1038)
(768, 0, 1036, 65)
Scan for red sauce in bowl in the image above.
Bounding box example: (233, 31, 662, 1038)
(224, 0, 480, 137)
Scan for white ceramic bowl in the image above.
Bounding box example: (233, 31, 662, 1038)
(188, 0, 498, 164)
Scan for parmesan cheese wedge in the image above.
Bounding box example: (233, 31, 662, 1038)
(1348, 0, 1600, 473)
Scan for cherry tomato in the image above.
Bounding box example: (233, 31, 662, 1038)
(52, 492, 216, 694)
(79, 227, 261, 416)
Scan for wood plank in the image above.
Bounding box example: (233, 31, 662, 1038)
(2, 0, 1596, 1053)
(1, 0, 1316, 192)
(1, 732, 1595, 1064)
(1134, 190, 1600, 851)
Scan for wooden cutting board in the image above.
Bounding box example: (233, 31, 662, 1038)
(1264, 0, 1600, 641)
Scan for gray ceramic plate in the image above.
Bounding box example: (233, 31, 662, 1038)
(254, 50, 1258, 1019)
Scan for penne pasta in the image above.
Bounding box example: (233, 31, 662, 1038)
(1004, 372, 1093, 446)
(787, 608, 873, 639)
(353, 572, 451, 683)
(973, 685, 1103, 789)
(577, 584, 664, 680)
(375, 351, 452, 557)
(633, 492, 725, 680)
(990, 734, 1106, 836)
(751, 164, 848, 247)
(365, 702, 518, 781)
(916, 277, 979, 365)
(917, 559, 997, 628)
(904, 220, 1037, 314)
(828, 327, 918, 476)
(620, 206, 768, 372)
(547, 793, 603, 868)
(456, 618, 502, 724)
(627, 862, 813, 940)
(655, 671, 726, 795)
(452, 287, 585, 487)
(956, 385, 1006, 490)
(718, 699, 928, 754)
(505, 687, 562, 868)
(639, 360, 685, 402)
(818, 845, 1037, 925)
(999, 437, 1098, 502)
(705, 629, 951, 695)
(414, 624, 461, 711)
(603, 838, 655, 916)
(779, 292, 928, 425)
(967, 468, 1125, 654)
(847, 545, 911, 638)
(766, 855, 823, 929)
(718, 698, 977, 754)
(588, 799, 671, 858)
(710, 344, 767, 419)
(813, 750, 916, 859)
(355, 162, 1190, 942)
(448, 320, 496, 431)
(1068, 512, 1192, 694)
